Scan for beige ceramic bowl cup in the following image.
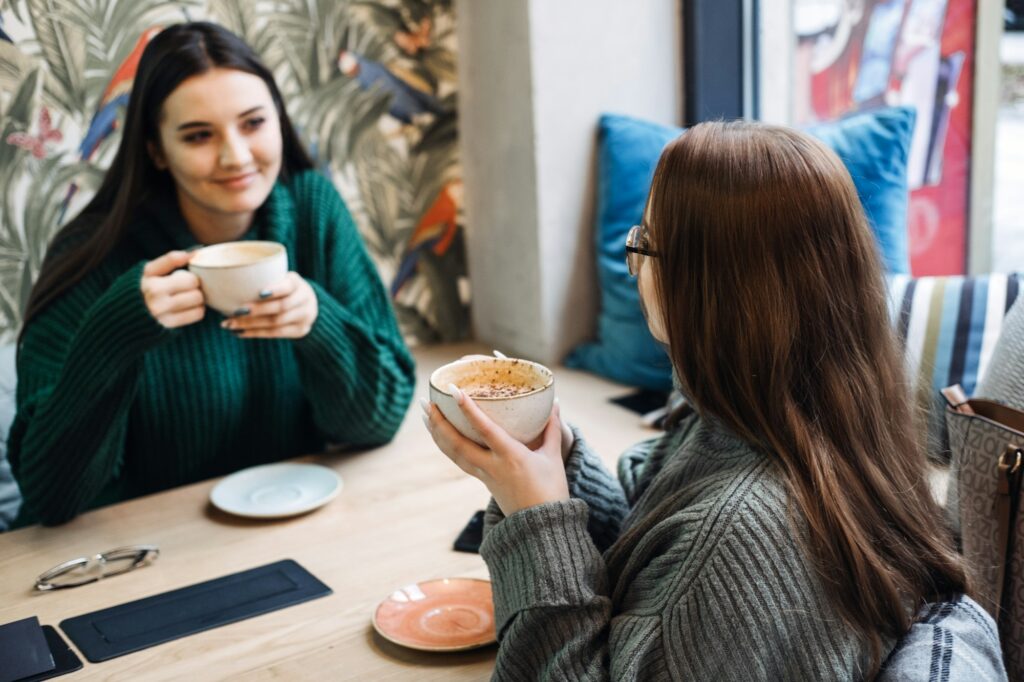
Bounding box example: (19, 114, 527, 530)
(188, 241, 288, 316)
(429, 357, 555, 446)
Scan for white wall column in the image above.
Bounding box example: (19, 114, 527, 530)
(456, 0, 682, 364)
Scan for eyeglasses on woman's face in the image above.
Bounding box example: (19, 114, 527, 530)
(625, 224, 660, 277)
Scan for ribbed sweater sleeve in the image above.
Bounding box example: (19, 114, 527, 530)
(563, 427, 629, 552)
(480, 499, 614, 681)
(482, 427, 630, 553)
(290, 174, 415, 447)
(9, 262, 171, 524)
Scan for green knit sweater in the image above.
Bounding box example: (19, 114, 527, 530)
(481, 413, 892, 680)
(9, 170, 415, 526)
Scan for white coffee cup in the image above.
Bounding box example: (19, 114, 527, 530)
(429, 357, 555, 446)
(188, 241, 288, 316)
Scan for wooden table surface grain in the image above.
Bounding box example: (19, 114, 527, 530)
(0, 343, 653, 680)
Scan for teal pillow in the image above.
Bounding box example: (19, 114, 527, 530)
(806, 106, 915, 274)
(568, 109, 916, 389)
(565, 115, 679, 391)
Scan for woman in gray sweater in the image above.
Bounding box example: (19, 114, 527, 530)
(423, 121, 1003, 680)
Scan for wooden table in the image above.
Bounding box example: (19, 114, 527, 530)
(0, 343, 654, 680)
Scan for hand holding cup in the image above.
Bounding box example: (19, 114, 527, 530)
(220, 272, 319, 339)
(421, 356, 571, 516)
(422, 384, 569, 516)
(141, 250, 205, 329)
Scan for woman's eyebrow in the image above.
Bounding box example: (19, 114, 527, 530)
(176, 106, 266, 131)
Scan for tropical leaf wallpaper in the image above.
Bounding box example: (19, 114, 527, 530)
(0, 0, 468, 345)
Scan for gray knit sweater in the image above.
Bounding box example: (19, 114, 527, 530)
(480, 411, 967, 680)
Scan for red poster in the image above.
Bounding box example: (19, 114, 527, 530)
(793, 0, 975, 275)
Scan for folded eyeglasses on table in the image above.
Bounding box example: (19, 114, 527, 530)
(35, 545, 160, 591)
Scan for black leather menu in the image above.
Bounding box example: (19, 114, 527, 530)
(60, 559, 331, 662)
(0, 616, 53, 682)
(20, 627, 82, 681)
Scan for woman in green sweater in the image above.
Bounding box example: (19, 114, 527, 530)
(10, 22, 415, 526)
(424, 122, 1005, 679)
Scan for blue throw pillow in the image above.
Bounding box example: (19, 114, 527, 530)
(565, 115, 681, 391)
(568, 109, 916, 390)
(806, 106, 915, 274)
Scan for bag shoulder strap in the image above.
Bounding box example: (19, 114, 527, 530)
(994, 446, 1023, 616)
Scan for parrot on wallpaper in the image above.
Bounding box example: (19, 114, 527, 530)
(79, 27, 161, 159)
(391, 181, 461, 297)
(78, 92, 129, 160)
(394, 17, 431, 56)
(337, 50, 445, 124)
(59, 27, 161, 224)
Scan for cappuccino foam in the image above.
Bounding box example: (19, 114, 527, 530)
(457, 360, 547, 399)
(190, 242, 282, 268)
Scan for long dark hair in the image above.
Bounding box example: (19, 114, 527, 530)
(646, 121, 965, 671)
(21, 21, 313, 336)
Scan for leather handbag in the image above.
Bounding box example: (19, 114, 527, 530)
(943, 384, 1024, 676)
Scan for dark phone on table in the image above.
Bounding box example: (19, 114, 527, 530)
(454, 510, 485, 553)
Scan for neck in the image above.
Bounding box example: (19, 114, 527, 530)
(177, 190, 254, 245)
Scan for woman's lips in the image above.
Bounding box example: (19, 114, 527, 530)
(213, 171, 257, 190)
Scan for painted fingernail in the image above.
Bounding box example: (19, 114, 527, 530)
(233, 307, 250, 317)
(220, 320, 231, 329)
(421, 413, 431, 429)
(419, 397, 430, 415)
(492, 349, 508, 359)
(448, 383, 464, 403)
(258, 290, 272, 299)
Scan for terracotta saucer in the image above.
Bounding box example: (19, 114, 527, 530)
(372, 577, 496, 652)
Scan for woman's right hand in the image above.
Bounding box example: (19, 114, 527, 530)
(423, 394, 570, 517)
(141, 250, 206, 328)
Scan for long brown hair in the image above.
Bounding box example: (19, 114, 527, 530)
(646, 120, 965, 668)
(20, 22, 313, 339)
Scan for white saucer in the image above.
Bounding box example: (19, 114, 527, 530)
(210, 463, 342, 518)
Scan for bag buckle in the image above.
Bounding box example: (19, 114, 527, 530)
(1001, 447, 1023, 477)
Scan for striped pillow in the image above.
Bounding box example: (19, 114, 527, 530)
(887, 273, 1022, 460)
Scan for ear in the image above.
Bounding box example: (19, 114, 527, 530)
(147, 140, 167, 170)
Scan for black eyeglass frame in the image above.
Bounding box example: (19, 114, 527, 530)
(625, 224, 660, 277)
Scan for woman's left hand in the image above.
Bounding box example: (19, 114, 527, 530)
(221, 272, 318, 339)
(421, 387, 570, 516)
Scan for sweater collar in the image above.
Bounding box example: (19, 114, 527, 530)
(130, 179, 293, 254)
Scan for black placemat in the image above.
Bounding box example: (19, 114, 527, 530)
(60, 559, 331, 662)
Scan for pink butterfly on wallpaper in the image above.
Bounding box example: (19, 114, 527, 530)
(6, 107, 63, 159)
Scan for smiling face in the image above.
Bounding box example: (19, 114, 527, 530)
(149, 67, 283, 242)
